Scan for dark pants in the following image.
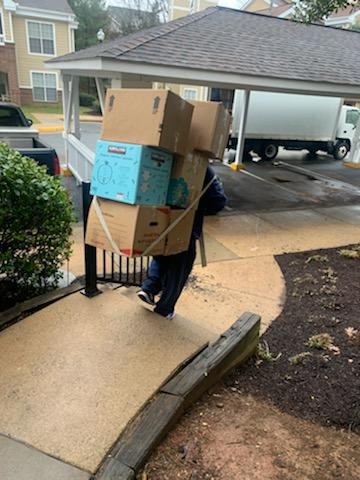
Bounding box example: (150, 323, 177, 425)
(141, 237, 197, 316)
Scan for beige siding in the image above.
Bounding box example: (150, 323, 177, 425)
(246, 0, 269, 12)
(199, 0, 216, 10)
(173, 0, 190, 9)
(170, 8, 189, 20)
(13, 15, 70, 88)
(0, 1, 13, 42)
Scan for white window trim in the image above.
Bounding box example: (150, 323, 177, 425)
(31, 70, 58, 102)
(0, 8, 5, 45)
(26, 19, 57, 57)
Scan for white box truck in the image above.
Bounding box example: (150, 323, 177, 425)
(231, 91, 360, 161)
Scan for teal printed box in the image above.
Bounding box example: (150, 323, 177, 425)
(90, 140, 173, 205)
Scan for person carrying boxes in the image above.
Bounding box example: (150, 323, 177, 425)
(137, 165, 226, 319)
(85, 88, 231, 319)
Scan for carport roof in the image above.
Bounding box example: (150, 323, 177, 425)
(48, 7, 360, 97)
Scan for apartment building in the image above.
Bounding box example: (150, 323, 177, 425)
(0, 0, 77, 105)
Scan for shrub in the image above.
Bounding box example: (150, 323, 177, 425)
(79, 92, 96, 107)
(0, 143, 74, 302)
(92, 99, 102, 115)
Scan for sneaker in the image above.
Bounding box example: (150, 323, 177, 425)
(156, 311, 176, 320)
(137, 290, 155, 306)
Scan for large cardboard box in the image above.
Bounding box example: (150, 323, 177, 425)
(164, 208, 196, 256)
(188, 101, 231, 159)
(101, 89, 194, 156)
(166, 152, 208, 208)
(85, 198, 169, 256)
(90, 140, 173, 205)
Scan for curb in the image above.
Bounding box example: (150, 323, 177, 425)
(343, 161, 360, 169)
(36, 125, 64, 133)
(61, 166, 73, 177)
(0, 277, 84, 332)
(95, 311, 261, 479)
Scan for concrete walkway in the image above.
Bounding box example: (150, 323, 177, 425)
(1, 205, 360, 476)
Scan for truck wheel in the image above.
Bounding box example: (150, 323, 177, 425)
(333, 141, 349, 161)
(260, 143, 279, 161)
(308, 148, 318, 156)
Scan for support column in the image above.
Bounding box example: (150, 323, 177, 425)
(95, 77, 106, 115)
(62, 74, 71, 168)
(344, 115, 360, 168)
(231, 89, 250, 171)
(72, 75, 80, 139)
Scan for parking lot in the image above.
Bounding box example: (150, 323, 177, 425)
(41, 123, 360, 221)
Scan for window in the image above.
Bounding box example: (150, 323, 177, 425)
(346, 109, 360, 127)
(183, 88, 198, 101)
(0, 106, 24, 127)
(32, 72, 57, 102)
(0, 11, 4, 45)
(28, 21, 55, 55)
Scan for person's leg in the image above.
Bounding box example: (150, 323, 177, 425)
(140, 256, 164, 296)
(154, 238, 197, 317)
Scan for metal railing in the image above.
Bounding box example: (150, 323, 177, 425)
(82, 182, 150, 297)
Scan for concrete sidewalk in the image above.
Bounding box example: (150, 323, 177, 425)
(1, 205, 360, 477)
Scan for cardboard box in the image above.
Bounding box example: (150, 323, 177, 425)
(85, 198, 169, 257)
(166, 152, 208, 208)
(188, 101, 231, 159)
(164, 208, 196, 256)
(90, 140, 173, 205)
(101, 89, 194, 155)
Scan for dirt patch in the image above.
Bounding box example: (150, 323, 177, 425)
(140, 244, 360, 479)
(141, 391, 360, 480)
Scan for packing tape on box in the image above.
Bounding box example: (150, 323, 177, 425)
(91, 176, 216, 258)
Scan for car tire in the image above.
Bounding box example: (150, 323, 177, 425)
(260, 143, 279, 161)
(333, 141, 349, 161)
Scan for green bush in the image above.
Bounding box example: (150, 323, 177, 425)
(0, 143, 74, 302)
(92, 99, 102, 115)
(79, 92, 96, 107)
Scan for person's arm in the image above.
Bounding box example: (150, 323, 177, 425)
(201, 166, 227, 216)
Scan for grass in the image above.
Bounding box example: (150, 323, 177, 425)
(22, 104, 96, 124)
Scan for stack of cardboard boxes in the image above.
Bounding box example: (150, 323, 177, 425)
(85, 89, 230, 257)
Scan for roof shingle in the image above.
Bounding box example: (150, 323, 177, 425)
(49, 7, 360, 87)
(18, 0, 74, 15)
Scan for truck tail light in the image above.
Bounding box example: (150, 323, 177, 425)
(53, 153, 61, 176)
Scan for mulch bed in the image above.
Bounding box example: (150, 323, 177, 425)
(226, 243, 360, 433)
(139, 244, 360, 479)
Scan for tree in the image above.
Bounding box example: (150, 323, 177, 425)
(68, 0, 109, 50)
(295, 0, 359, 23)
(108, 0, 168, 38)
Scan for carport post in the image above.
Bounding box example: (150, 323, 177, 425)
(95, 77, 106, 115)
(344, 115, 360, 168)
(232, 90, 250, 171)
(72, 75, 80, 139)
(62, 74, 71, 168)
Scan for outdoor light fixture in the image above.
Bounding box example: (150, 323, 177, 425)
(97, 28, 105, 42)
